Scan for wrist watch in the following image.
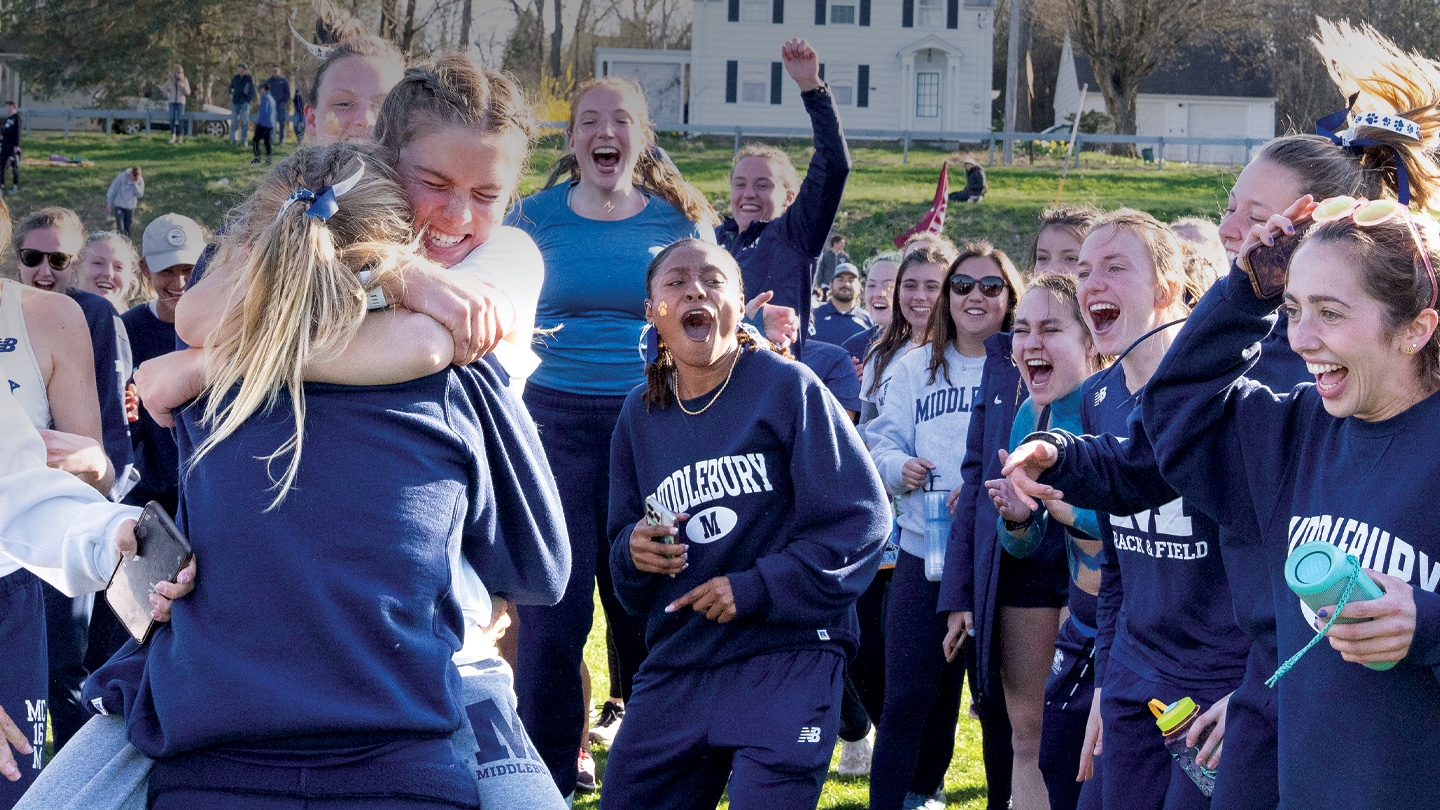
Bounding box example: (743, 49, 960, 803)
(357, 270, 390, 312)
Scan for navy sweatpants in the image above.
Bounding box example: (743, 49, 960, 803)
(600, 649, 843, 810)
(841, 564, 892, 741)
(41, 582, 92, 751)
(147, 738, 479, 810)
(0, 571, 48, 810)
(869, 552, 967, 810)
(1101, 656, 1233, 810)
(517, 384, 651, 796)
(1210, 643, 1278, 810)
(1039, 618, 1103, 810)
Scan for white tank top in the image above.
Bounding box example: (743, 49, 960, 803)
(0, 278, 52, 429)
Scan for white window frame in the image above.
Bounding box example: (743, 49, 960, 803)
(916, 0, 944, 27)
(830, 2, 856, 24)
(741, 62, 769, 104)
(915, 71, 940, 117)
(827, 64, 856, 106)
(740, 0, 770, 23)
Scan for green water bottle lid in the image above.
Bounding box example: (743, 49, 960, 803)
(1154, 697, 1198, 734)
(1288, 542, 1344, 595)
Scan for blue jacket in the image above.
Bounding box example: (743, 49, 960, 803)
(88, 361, 569, 757)
(718, 87, 849, 357)
(68, 289, 133, 494)
(256, 94, 276, 128)
(608, 347, 887, 669)
(1144, 264, 1440, 809)
(937, 331, 1025, 698)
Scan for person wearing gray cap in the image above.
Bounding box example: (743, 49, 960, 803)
(810, 262, 871, 346)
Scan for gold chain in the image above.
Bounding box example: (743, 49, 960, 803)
(673, 347, 742, 416)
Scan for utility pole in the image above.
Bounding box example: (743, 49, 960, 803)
(1001, 0, 1024, 164)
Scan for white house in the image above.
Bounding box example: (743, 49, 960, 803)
(599, 0, 996, 134)
(1061, 43, 1275, 165)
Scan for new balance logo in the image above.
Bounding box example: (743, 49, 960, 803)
(1093, 387, 1107, 407)
(798, 727, 822, 743)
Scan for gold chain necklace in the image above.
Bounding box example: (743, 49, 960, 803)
(673, 347, 742, 416)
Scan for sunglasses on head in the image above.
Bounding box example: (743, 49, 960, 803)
(18, 249, 74, 271)
(949, 273, 1007, 298)
(1312, 195, 1438, 310)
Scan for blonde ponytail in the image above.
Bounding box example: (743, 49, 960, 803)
(194, 143, 417, 509)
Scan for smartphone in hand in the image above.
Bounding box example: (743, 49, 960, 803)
(106, 502, 193, 644)
(1239, 218, 1313, 299)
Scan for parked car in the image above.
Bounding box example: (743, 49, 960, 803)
(113, 103, 231, 138)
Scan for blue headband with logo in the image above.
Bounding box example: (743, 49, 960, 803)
(1316, 93, 1417, 205)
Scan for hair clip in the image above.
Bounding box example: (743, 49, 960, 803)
(275, 165, 366, 223)
(289, 19, 336, 60)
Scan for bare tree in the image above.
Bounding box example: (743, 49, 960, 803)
(1063, 0, 1253, 147)
(551, 0, 565, 81)
(460, 0, 474, 53)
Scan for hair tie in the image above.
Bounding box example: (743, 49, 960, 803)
(275, 165, 366, 224)
(1317, 93, 1417, 205)
(289, 19, 336, 59)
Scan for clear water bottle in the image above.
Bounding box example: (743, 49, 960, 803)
(923, 473, 950, 582)
(1151, 697, 1217, 797)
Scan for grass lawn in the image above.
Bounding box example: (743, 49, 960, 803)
(7, 131, 1242, 272)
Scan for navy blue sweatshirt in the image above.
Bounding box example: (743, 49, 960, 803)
(88, 361, 568, 758)
(1145, 265, 1440, 809)
(608, 347, 888, 669)
(800, 338, 862, 413)
(842, 323, 880, 363)
(68, 288, 132, 492)
(120, 303, 179, 511)
(1039, 360, 1249, 690)
(718, 87, 850, 356)
(937, 332, 1026, 698)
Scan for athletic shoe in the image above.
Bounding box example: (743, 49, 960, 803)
(6, 185, 14, 195)
(588, 701, 625, 746)
(250, 158, 261, 165)
(837, 734, 873, 776)
(575, 746, 598, 792)
(902, 790, 947, 810)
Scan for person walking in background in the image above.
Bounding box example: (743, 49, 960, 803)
(948, 157, 987, 203)
(1, 101, 20, 194)
(817, 233, 850, 294)
(812, 262, 871, 346)
(227, 63, 255, 147)
(104, 166, 143, 236)
(160, 66, 190, 145)
(251, 81, 274, 165)
(292, 89, 306, 144)
(269, 65, 291, 145)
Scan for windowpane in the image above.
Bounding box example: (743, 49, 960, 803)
(741, 0, 769, 22)
(833, 85, 853, 105)
(830, 4, 855, 23)
(917, 0, 942, 26)
(915, 72, 940, 117)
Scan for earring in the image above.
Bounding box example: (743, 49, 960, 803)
(1407, 345, 1418, 355)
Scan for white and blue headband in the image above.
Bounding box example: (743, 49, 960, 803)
(275, 165, 366, 224)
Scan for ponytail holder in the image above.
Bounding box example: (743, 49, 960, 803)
(1317, 93, 1417, 205)
(640, 323, 660, 365)
(275, 165, 366, 224)
(289, 19, 336, 59)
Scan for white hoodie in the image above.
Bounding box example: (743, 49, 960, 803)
(0, 387, 138, 595)
(866, 343, 986, 557)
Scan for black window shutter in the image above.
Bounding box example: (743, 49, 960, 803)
(859, 0, 871, 25)
(726, 61, 738, 103)
(815, 0, 826, 25)
(947, 0, 958, 27)
(773, 0, 784, 23)
(771, 62, 783, 104)
(819, 63, 826, 81)
(857, 65, 869, 107)
(728, 0, 739, 21)
(902, 0, 914, 27)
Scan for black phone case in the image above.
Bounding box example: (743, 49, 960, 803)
(105, 502, 192, 645)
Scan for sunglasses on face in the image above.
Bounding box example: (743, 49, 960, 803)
(1312, 195, 1438, 309)
(949, 273, 1007, 298)
(18, 249, 74, 271)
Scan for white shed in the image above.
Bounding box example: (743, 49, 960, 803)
(1064, 45, 1275, 165)
(595, 48, 691, 129)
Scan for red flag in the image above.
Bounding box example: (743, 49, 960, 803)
(894, 161, 949, 248)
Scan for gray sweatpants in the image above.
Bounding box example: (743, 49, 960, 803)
(16, 657, 565, 810)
